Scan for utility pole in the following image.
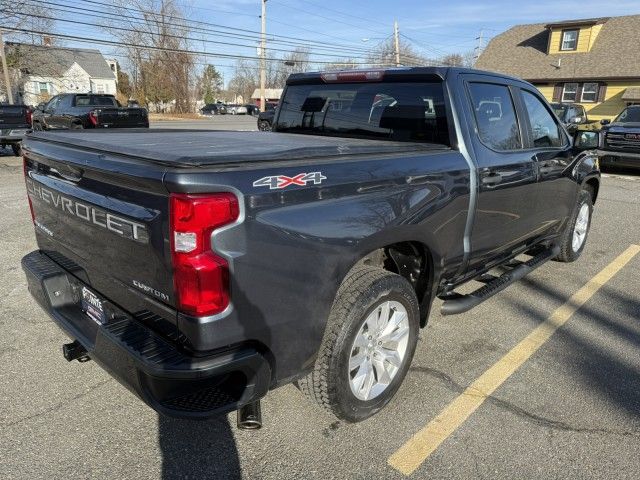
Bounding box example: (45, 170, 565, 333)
(393, 20, 401, 67)
(260, 0, 267, 112)
(474, 28, 484, 64)
(0, 30, 14, 105)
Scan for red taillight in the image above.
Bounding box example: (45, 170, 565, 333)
(23, 158, 35, 224)
(88, 110, 99, 126)
(169, 193, 239, 316)
(321, 70, 385, 83)
(25, 108, 32, 126)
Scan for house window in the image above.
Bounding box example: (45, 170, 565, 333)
(581, 82, 599, 102)
(561, 30, 579, 50)
(36, 82, 49, 94)
(96, 83, 105, 94)
(562, 83, 578, 102)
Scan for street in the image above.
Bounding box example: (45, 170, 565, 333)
(0, 142, 638, 479)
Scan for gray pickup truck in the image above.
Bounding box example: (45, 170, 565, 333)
(21, 67, 599, 428)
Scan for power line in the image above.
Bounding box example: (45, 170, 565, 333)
(3, 9, 378, 61)
(74, 0, 369, 52)
(3, 26, 397, 66)
(15, 0, 375, 57)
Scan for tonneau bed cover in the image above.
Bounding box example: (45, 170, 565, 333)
(25, 129, 446, 167)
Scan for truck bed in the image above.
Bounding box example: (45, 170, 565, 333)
(27, 130, 447, 167)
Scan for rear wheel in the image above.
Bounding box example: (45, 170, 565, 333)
(556, 188, 593, 262)
(11, 143, 21, 157)
(32, 121, 44, 131)
(297, 266, 419, 422)
(70, 123, 84, 130)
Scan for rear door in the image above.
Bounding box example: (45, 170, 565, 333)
(517, 87, 577, 237)
(462, 76, 540, 272)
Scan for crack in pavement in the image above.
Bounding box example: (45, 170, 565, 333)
(410, 365, 640, 438)
(3, 378, 112, 427)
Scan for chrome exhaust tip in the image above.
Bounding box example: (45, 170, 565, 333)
(237, 401, 262, 430)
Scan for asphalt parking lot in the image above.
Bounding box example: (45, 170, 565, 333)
(0, 134, 639, 479)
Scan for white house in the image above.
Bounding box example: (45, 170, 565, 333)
(7, 43, 118, 106)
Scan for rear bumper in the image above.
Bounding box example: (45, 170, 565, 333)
(22, 250, 271, 419)
(1, 128, 30, 142)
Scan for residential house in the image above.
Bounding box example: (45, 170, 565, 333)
(476, 15, 640, 120)
(251, 88, 283, 108)
(7, 42, 118, 106)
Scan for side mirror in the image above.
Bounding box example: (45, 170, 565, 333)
(600, 119, 611, 126)
(574, 131, 599, 150)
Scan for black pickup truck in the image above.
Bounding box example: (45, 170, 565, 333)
(31, 93, 149, 130)
(599, 105, 640, 169)
(21, 67, 600, 427)
(0, 104, 31, 155)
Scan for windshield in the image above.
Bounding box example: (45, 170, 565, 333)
(614, 106, 640, 123)
(275, 82, 450, 145)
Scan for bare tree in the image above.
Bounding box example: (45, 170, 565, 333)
(440, 53, 464, 67)
(271, 48, 310, 87)
(367, 37, 431, 67)
(101, 0, 195, 112)
(323, 59, 360, 71)
(0, 1, 57, 45)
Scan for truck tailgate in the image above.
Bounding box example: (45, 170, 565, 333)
(23, 140, 177, 333)
(97, 108, 148, 128)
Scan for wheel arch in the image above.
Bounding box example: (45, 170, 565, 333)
(342, 240, 438, 328)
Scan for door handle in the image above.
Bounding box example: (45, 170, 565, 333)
(481, 171, 503, 186)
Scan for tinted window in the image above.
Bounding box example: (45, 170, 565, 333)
(522, 90, 563, 148)
(46, 96, 60, 111)
(276, 82, 450, 145)
(614, 106, 640, 123)
(75, 95, 118, 107)
(468, 83, 521, 151)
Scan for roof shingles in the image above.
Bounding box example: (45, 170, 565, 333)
(476, 15, 640, 81)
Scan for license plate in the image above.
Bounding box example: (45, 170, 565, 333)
(81, 286, 105, 325)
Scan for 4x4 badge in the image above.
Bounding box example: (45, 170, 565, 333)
(253, 172, 327, 190)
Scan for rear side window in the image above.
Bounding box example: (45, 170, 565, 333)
(75, 95, 118, 107)
(276, 82, 450, 145)
(521, 90, 563, 148)
(468, 83, 521, 151)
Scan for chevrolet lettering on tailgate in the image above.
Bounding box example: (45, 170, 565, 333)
(26, 178, 149, 243)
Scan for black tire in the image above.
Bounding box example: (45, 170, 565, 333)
(297, 266, 420, 422)
(556, 188, 593, 262)
(258, 120, 271, 131)
(70, 123, 84, 130)
(32, 121, 44, 131)
(11, 143, 21, 157)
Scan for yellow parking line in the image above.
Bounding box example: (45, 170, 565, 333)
(388, 244, 640, 476)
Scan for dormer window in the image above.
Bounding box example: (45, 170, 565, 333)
(561, 29, 579, 50)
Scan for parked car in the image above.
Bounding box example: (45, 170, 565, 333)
(0, 103, 31, 156)
(21, 67, 599, 427)
(227, 104, 248, 115)
(257, 103, 277, 131)
(598, 105, 640, 169)
(245, 104, 260, 116)
(200, 103, 227, 115)
(551, 102, 589, 133)
(32, 94, 149, 130)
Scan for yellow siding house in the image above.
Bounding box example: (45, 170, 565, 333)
(476, 15, 640, 121)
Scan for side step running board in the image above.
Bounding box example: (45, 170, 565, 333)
(441, 246, 560, 316)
